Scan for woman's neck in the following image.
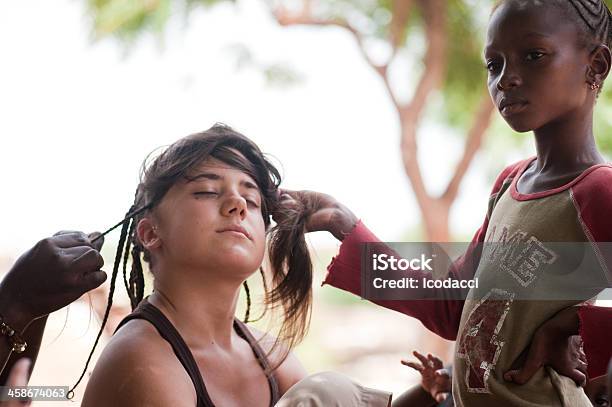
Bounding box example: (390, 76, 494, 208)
(148, 268, 244, 350)
(532, 106, 605, 172)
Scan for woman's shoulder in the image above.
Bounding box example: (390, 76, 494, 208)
(81, 319, 196, 407)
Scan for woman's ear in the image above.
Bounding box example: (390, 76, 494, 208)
(137, 217, 161, 251)
(587, 44, 611, 86)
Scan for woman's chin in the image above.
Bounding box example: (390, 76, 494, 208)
(210, 247, 263, 273)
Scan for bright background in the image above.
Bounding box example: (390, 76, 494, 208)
(0, 0, 610, 405)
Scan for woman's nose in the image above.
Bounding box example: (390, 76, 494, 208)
(221, 194, 247, 220)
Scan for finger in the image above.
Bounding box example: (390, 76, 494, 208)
(79, 270, 108, 292)
(435, 368, 450, 378)
(568, 368, 587, 387)
(504, 359, 542, 385)
(413, 351, 429, 366)
(88, 232, 104, 251)
(576, 359, 588, 375)
(51, 232, 97, 249)
(401, 361, 424, 372)
(53, 230, 83, 237)
(70, 247, 104, 271)
(434, 392, 449, 403)
(428, 354, 444, 370)
(59, 247, 104, 273)
(6, 358, 31, 387)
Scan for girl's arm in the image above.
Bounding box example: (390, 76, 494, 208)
(278, 162, 522, 340)
(579, 305, 612, 379)
(570, 166, 612, 378)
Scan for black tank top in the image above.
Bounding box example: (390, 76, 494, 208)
(114, 298, 280, 407)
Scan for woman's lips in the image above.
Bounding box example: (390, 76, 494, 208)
(220, 230, 249, 239)
(216, 226, 252, 240)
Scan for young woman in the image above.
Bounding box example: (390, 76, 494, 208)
(78, 124, 392, 407)
(281, 1, 612, 406)
(79, 125, 312, 406)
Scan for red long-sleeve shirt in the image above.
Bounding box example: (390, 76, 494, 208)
(323, 158, 612, 405)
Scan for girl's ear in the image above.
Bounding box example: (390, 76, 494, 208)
(137, 217, 162, 251)
(587, 44, 612, 85)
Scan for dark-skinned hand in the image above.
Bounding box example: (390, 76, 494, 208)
(402, 351, 451, 403)
(504, 307, 587, 387)
(0, 231, 107, 330)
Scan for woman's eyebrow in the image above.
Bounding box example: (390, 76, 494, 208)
(186, 172, 260, 191)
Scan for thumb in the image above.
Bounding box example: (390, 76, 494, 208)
(567, 369, 587, 387)
(504, 358, 541, 385)
(435, 392, 449, 403)
(82, 270, 108, 291)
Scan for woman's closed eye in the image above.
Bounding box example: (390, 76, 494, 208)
(194, 191, 260, 208)
(194, 191, 218, 197)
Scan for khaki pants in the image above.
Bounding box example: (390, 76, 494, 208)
(276, 372, 392, 407)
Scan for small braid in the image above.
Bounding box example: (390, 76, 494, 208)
(567, 0, 612, 47)
(67, 206, 136, 399)
(121, 217, 136, 303)
(129, 245, 145, 310)
(242, 281, 251, 323)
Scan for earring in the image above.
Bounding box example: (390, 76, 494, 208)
(590, 82, 600, 90)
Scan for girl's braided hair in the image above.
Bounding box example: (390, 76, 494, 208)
(68, 124, 315, 397)
(493, 0, 612, 94)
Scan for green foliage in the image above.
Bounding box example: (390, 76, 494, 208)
(86, 0, 227, 40)
(440, 0, 489, 128)
(85, 0, 612, 153)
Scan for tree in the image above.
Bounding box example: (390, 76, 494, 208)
(83, 0, 612, 241)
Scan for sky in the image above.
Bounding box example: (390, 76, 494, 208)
(0, 0, 507, 259)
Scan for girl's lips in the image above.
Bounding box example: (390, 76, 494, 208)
(501, 102, 528, 116)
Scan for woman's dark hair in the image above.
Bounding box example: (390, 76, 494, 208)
(69, 124, 314, 397)
(493, 0, 612, 94)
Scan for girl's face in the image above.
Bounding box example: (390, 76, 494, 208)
(142, 156, 267, 281)
(485, 2, 592, 132)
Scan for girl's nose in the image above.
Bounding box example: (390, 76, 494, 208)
(221, 194, 247, 220)
(497, 65, 522, 91)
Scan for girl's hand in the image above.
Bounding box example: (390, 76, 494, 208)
(504, 307, 586, 386)
(274, 189, 358, 241)
(401, 351, 451, 403)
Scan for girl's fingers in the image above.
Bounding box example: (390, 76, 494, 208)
(434, 392, 450, 403)
(401, 360, 424, 372)
(435, 368, 450, 378)
(428, 354, 444, 369)
(413, 351, 429, 366)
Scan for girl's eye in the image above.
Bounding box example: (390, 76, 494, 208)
(526, 51, 545, 61)
(486, 61, 501, 73)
